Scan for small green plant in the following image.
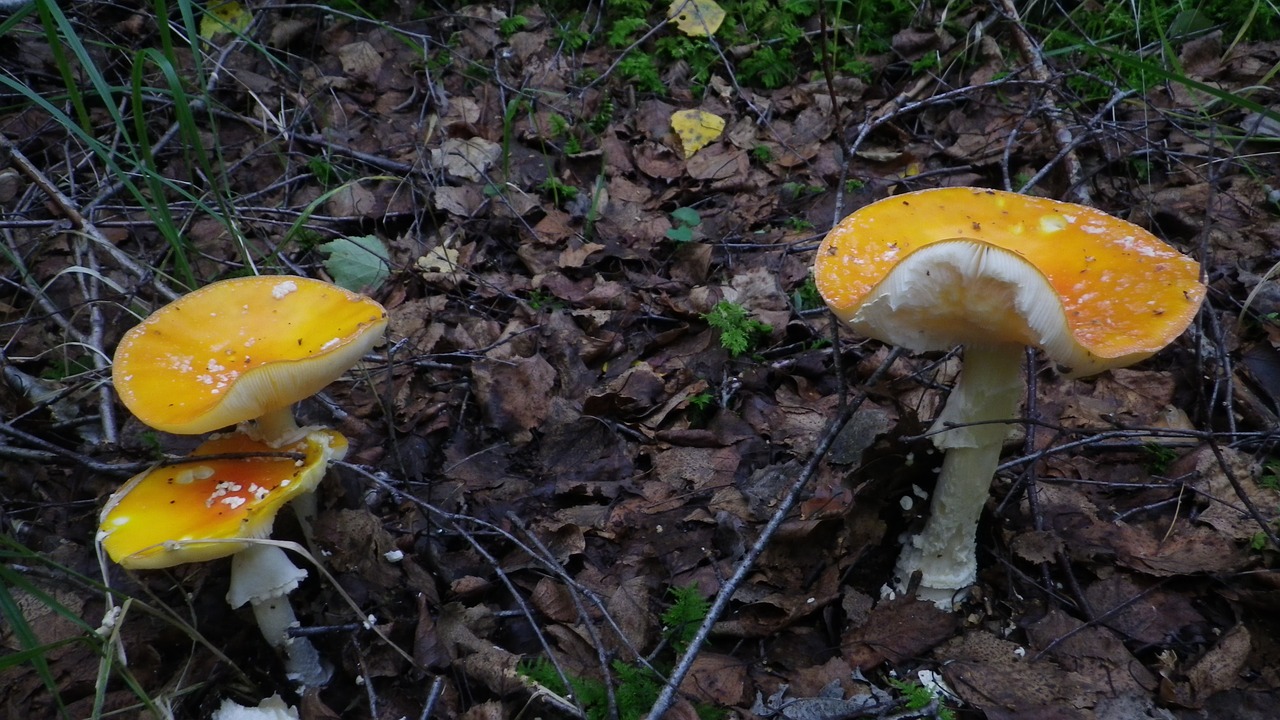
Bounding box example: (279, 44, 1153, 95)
(792, 275, 823, 311)
(588, 96, 616, 134)
(662, 584, 711, 653)
(782, 181, 824, 197)
(39, 354, 94, 381)
(498, 14, 529, 37)
(887, 677, 956, 720)
(1260, 460, 1280, 491)
(555, 22, 591, 51)
(608, 16, 648, 47)
(544, 114, 584, 154)
(140, 430, 165, 459)
(1130, 155, 1153, 183)
(617, 52, 665, 94)
(547, 113, 571, 136)
(665, 206, 702, 243)
(685, 390, 716, 426)
(751, 145, 774, 163)
(520, 658, 609, 716)
(910, 50, 940, 74)
(538, 176, 579, 204)
(687, 392, 715, 412)
(838, 57, 875, 79)
(740, 45, 796, 89)
(785, 216, 814, 231)
(307, 155, 342, 187)
(1142, 442, 1179, 475)
(1249, 518, 1280, 552)
(704, 301, 772, 357)
(843, 178, 865, 192)
(527, 289, 563, 312)
(517, 584, 721, 720)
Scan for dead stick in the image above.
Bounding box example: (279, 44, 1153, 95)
(644, 396, 862, 719)
(0, 135, 178, 301)
(992, 0, 1091, 204)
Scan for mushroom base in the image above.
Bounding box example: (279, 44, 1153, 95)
(893, 344, 1024, 609)
(229, 544, 332, 687)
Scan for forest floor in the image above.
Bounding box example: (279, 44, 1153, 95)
(2, 1, 1280, 719)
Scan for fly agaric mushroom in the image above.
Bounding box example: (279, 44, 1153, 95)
(99, 428, 347, 685)
(815, 187, 1205, 608)
(103, 275, 386, 684)
(112, 275, 388, 445)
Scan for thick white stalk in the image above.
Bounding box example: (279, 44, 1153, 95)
(229, 544, 330, 686)
(251, 406, 302, 446)
(895, 344, 1025, 609)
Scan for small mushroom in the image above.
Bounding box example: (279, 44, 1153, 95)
(99, 430, 347, 685)
(112, 275, 388, 444)
(815, 187, 1205, 608)
(212, 693, 300, 720)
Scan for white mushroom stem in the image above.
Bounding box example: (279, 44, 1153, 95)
(894, 344, 1024, 609)
(251, 406, 303, 447)
(228, 544, 331, 687)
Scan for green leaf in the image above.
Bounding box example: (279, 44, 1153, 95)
(665, 225, 694, 243)
(319, 235, 390, 292)
(670, 206, 702, 227)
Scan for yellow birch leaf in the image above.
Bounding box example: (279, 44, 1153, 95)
(200, 1, 252, 40)
(669, 0, 725, 37)
(671, 109, 726, 159)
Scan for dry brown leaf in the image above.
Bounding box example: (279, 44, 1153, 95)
(605, 576, 655, 657)
(681, 652, 747, 706)
(841, 596, 959, 669)
(434, 137, 502, 181)
(938, 630, 1090, 719)
(530, 577, 578, 624)
(557, 240, 604, 268)
(1187, 446, 1273, 542)
(1163, 625, 1253, 708)
(338, 40, 382, 82)
(434, 185, 486, 217)
(1024, 608, 1158, 702)
(686, 145, 745, 180)
(654, 445, 740, 492)
(1082, 574, 1205, 646)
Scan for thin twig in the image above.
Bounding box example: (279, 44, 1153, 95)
(508, 511, 621, 720)
(991, 0, 1091, 204)
(0, 419, 136, 476)
(644, 397, 862, 719)
(0, 135, 178, 301)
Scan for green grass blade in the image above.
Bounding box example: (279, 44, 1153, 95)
(0, 564, 72, 719)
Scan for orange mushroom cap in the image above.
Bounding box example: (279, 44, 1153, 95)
(815, 187, 1205, 375)
(98, 430, 348, 569)
(113, 276, 387, 435)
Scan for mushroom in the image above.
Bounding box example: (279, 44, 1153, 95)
(814, 187, 1205, 608)
(99, 430, 346, 684)
(212, 693, 300, 720)
(112, 275, 388, 445)
(102, 275, 387, 683)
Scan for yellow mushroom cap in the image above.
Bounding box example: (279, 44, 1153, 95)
(98, 430, 348, 569)
(113, 276, 387, 435)
(815, 187, 1206, 376)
